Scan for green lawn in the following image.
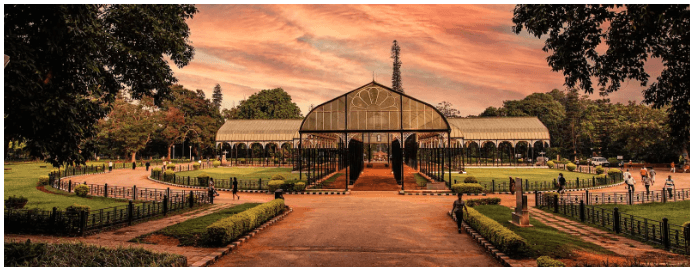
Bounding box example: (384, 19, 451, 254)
(134, 203, 260, 246)
(452, 168, 603, 191)
(312, 173, 343, 189)
(474, 205, 614, 259)
(414, 173, 428, 187)
(175, 167, 299, 182)
(595, 201, 690, 226)
(4, 162, 129, 210)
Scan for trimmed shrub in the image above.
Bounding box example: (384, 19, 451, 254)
(152, 167, 162, 172)
(66, 203, 90, 213)
(74, 184, 89, 197)
(271, 174, 286, 181)
(38, 175, 49, 186)
(193, 163, 201, 170)
(293, 182, 306, 192)
(537, 256, 565, 267)
(607, 157, 619, 166)
(560, 158, 570, 164)
(451, 183, 483, 194)
(163, 171, 175, 182)
(579, 159, 589, 165)
(463, 176, 478, 183)
(566, 163, 576, 172)
(5, 195, 28, 209)
(607, 168, 621, 177)
(547, 161, 555, 168)
(212, 161, 221, 168)
(206, 199, 285, 245)
(197, 172, 210, 186)
(166, 163, 176, 171)
(595, 165, 605, 174)
(268, 180, 284, 192)
(464, 198, 501, 207)
(462, 207, 529, 256)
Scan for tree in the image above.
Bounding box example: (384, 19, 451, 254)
(436, 101, 461, 118)
(97, 94, 159, 162)
(212, 84, 223, 110)
(4, 4, 197, 166)
(512, 4, 689, 154)
(236, 88, 303, 119)
(221, 107, 240, 120)
(391, 40, 404, 93)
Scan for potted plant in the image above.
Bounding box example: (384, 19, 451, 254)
(5, 196, 28, 209)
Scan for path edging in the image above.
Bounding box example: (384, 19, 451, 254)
(448, 211, 513, 267)
(190, 206, 294, 267)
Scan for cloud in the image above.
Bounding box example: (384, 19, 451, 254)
(172, 4, 655, 116)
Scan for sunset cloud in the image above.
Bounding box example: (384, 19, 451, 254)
(171, 4, 659, 116)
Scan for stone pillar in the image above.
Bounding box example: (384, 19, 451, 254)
(511, 177, 532, 227)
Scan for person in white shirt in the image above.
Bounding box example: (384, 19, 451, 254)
(624, 171, 635, 193)
(664, 175, 675, 198)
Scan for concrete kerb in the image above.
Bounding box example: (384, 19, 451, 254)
(448, 211, 514, 267)
(191, 206, 294, 267)
(146, 176, 349, 195)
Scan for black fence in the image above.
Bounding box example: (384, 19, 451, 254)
(537, 193, 689, 253)
(455, 174, 622, 193)
(551, 188, 690, 205)
(151, 169, 270, 190)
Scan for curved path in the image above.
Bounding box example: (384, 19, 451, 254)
(21, 165, 501, 267)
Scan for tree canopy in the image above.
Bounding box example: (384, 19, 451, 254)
(97, 94, 159, 162)
(436, 101, 461, 118)
(212, 84, 223, 111)
(233, 88, 303, 119)
(512, 4, 689, 153)
(4, 4, 198, 166)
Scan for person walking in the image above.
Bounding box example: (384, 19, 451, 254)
(624, 170, 635, 193)
(557, 173, 567, 194)
(664, 175, 675, 198)
(132, 161, 136, 170)
(145, 161, 150, 171)
(209, 178, 219, 197)
(670, 162, 676, 173)
(643, 173, 654, 195)
(628, 160, 633, 170)
(648, 167, 656, 184)
(640, 166, 648, 182)
(232, 177, 240, 200)
(451, 192, 469, 234)
(108, 161, 113, 172)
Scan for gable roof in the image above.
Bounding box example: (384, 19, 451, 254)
(448, 117, 550, 141)
(215, 119, 302, 141)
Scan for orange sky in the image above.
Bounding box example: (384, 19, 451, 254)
(170, 4, 662, 116)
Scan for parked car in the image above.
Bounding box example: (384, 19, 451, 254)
(590, 157, 610, 167)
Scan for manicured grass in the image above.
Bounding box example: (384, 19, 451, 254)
(4, 162, 128, 210)
(414, 173, 428, 187)
(138, 203, 260, 246)
(452, 168, 601, 190)
(175, 167, 299, 181)
(313, 173, 343, 189)
(473, 205, 614, 259)
(5, 240, 186, 266)
(595, 201, 690, 226)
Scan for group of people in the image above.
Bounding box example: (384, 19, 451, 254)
(623, 166, 676, 197)
(207, 177, 241, 200)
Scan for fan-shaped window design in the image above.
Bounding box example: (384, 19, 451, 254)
(300, 81, 449, 133)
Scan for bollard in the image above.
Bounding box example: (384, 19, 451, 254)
(579, 200, 585, 222)
(104, 183, 108, 198)
(662, 188, 667, 203)
(128, 201, 134, 225)
(662, 218, 670, 249)
(534, 190, 539, 207)
(133, 185, 137, 200)
(613, 207, 620, 234)
(628, 189, 632, 205)
(592, 176, 596, 187)
(492, 179, 495, 192)
(163, 195, 169, 215)
(68, 180, 72, 193)
(258, 178, 262, 190)
(189, 191, 194, 208)
(585, 190, 590, 205)
(80, 210, 88, 236)
(553, 195, 559, 213)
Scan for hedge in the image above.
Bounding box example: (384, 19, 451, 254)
(595, 165, 605, 174)
(268, 180, 284, 192)
(607, 168, 621, 177)
(463, 176, 478, 183)
(213, 161, 221, 168)
(4, 240, 187, 266)
(566, 163, 576, 172)
(74, 184, 89, 197)
(451, 183, 483, 194)
(193, 163, 201, 170)
(536, 256, 565, 267)
(579, 159, 589, 165)
(293, 182, 306, 192)
(152, 167, 162, 172)
(66, 204, 90, 213)
(166, 163, 176, 170)
(462, 207, 529, 256)
(205, 199, 285, 246)
(163, 171, 175, 181)
(38, 175, 49, 186)
(464, 198, 501, 207)
(547, 161, 555, 168)
(271, 174, 286, 181)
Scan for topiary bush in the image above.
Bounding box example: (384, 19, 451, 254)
(65, 203, 91, 214)
(462, 207, 530, 257)
(607, 168, 621, 177)
(566, 163, 576, 172)
(464, 198, 501, 207)
(206, 199, 285, 246)
(163, 171, 175, 182)
(451, 183, 483, 194)
(463, 176, 478, 183)
(197, 172, 210, 186)
(268, 180, 285, 192)
(38, 175, 49, 186)
(166, 163, 176, 171)
(152, 167, 162, 172)
(74, 184, 89, 197)
(595, 165, 605, 174)
(547, 161, 555, 168)
(193, 163, 201, 170)
(293, 182, 306, 192)
(536, 256, 565, 267)
(213, 161, 221, 168)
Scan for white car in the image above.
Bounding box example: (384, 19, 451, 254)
(590, 157, 610, 167)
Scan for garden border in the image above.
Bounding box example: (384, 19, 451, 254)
(146, 176, 350, 195)
(447, 211, 515, 267)
(190, 206, 294, 267)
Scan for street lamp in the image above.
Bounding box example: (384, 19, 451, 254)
(173, 145, 175, 160)
(189, 145, 192, 161)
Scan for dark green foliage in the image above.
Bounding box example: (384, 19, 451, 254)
(235, 88, 303, 119)
(212, 84, 223, 110)
(4, 4, 197, 166)
(464, 197, 501, 207)
(5, 195, 28, 209)
(512, 4, 689, 154)
(451, 183, 483, 194)
(462, 207, 530, 257)
(74, 185, 89, 197)
(463, 176, 478, 183)
(391, 40, 403, 93)
(537, 256, 565, 267)
(206, 199, 284, 246)
(37, 175, 49, 186)
(4, 240, 187, 266)
(414, 174, 428, 187)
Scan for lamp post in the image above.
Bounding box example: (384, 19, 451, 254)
(189, 145, 192, 161)
(173, 145, 175, 160)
